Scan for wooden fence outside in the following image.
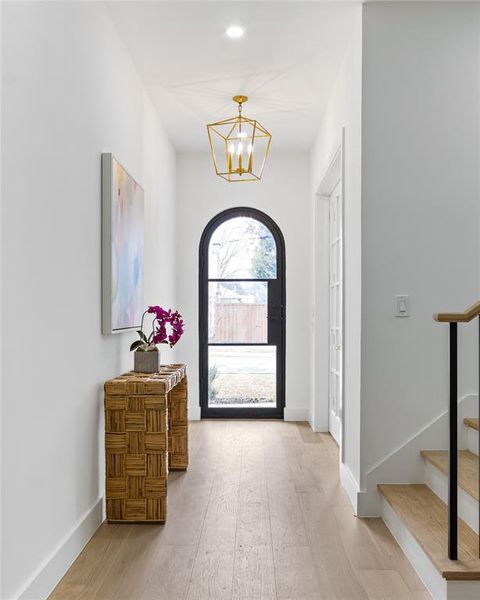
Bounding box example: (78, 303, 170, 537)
(209, 303, 267, 343)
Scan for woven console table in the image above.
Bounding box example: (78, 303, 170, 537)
(104, 364, 188, 523)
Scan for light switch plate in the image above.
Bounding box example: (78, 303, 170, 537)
(395, 295, 410, 317)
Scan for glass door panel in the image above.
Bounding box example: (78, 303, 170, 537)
(208, 281, 268, 344)
(208, 346, 276, 408)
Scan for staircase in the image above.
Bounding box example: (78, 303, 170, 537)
(465, 418, 479, 456)
(377, 303, 480, 600)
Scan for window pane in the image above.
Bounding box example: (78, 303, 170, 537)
(208, 281, 267, 343)
(208, 346, 276, 407)
(209, 216, 276, 279)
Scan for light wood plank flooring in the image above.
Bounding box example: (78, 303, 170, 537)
(50, 420, 430, 600)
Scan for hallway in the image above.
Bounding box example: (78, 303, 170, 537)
(50, 421, 429, 599)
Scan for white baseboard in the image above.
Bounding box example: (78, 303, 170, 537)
(283, 407, 309, 421)
(308, 409, 315, 431)
(15, 497, 104, 600)
(189, 405, 201, 420)
(340, 462, 359, 515)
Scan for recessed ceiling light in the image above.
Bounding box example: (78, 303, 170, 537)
(226, 25, 244, 39)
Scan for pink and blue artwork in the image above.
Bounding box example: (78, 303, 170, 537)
(102, 154, 144, 334)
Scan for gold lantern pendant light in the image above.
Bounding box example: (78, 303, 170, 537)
(207, 95, 272, 182)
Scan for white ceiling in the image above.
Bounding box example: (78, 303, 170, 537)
(108, 1, 358, 151)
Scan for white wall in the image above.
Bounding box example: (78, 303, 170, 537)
(175, 151, 311, 421)
(360, 1, 479, 492)
(1, 2, 176, 598)
(0, 1, 3, 594)
(310, 5, 362, 500)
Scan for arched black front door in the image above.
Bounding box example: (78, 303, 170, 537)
(199, 207, 286, 419)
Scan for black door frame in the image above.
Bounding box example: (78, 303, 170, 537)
(199, 207, 286, 419)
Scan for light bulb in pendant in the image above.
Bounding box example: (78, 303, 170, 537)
(227, 143, 235, 172)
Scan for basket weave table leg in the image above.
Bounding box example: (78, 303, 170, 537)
(168, 375, 189, 470)
(105, 392, 168, 522)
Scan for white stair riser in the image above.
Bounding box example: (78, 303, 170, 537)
(381, 497, 480, 600)
(466, 426, 479, 456)
(424, 461, 479, 535)
(447, 581, 480, 600)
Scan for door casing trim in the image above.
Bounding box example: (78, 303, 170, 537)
(314, 128, 345, 461)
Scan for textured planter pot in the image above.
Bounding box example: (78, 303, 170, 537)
(134, 348, 160, 373)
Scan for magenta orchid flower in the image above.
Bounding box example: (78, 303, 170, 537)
(130, 305, 185, 352)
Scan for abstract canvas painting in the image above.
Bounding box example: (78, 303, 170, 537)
(102, 153, 144, 334)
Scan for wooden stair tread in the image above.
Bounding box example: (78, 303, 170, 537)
(421, 449, 479, 501)
(464, 418, 479, 431)
(378, 484, 480, 580)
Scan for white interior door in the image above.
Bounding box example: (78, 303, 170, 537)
(329, 179, 343, 445)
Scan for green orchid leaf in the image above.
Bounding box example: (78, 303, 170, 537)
(137, 330, 148, 342)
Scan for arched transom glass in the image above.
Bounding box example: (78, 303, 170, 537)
(208, 216, 277, 280)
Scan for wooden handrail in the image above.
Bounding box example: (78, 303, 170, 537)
(434, 300, 480, 323)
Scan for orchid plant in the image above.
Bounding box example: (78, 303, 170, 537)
(130, 306, 184, 352)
